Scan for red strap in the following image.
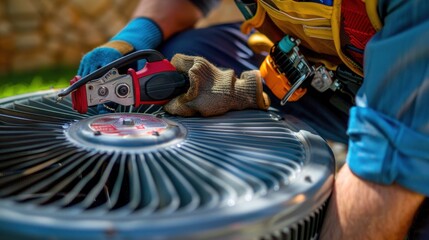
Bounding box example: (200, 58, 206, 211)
(341, 0, 377, 66)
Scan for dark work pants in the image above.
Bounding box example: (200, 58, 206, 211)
(158, 22, 429, 239)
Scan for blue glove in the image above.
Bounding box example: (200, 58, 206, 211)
(77, 47, 123, 77)
(78, 17, 163, 77)
(77, 17, 163, 113)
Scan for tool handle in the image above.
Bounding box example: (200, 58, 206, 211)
(58, 50, 165, 98)
(138, 71, 189, 105)
(129, 59, 190, 106)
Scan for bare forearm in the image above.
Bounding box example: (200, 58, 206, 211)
(321, 164, 424, 240)
(132, 0, 203, 40)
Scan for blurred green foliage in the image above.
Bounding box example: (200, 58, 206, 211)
(0, 67, 76, 98)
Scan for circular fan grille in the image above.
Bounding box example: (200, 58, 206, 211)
(0, 91, 334, 239)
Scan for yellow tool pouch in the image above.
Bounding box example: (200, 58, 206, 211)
(243, 0, 363, 74)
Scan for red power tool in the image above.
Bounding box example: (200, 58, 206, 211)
(57, 50, 189, 114)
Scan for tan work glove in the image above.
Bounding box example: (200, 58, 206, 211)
(164, 54, 271, 117)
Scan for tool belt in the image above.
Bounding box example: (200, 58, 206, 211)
(234, 0, 374, 114)
(259, 35, 363, 114)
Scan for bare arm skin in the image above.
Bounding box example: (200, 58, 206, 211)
(320, 164, 425, 240)
(132, 0, 203, 40)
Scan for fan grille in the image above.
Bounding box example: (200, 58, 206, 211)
(0, 91, 334, 239)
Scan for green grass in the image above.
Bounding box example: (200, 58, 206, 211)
(0, 66, 77, 99)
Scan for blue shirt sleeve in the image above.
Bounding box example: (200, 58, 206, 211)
(347, 0, 429, 195)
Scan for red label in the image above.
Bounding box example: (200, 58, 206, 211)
(89, 115, 168, 137)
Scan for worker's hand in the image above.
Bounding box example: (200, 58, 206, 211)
(77, 41, 133, 114)
(77, 17, 163, 113)
(77, 18, 162, 77)
(164, 54, 271, 117)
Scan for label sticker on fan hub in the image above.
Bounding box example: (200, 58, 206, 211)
(65, 113, 186, 151)
(89, 114, 168, 137)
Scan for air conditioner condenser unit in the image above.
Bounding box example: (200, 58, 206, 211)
(0, 91, 334, 240)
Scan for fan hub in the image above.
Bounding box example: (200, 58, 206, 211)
(64, 113, 186, 151)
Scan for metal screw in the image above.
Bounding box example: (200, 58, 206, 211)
(152, 131, 160, 136)
(116, 84, 130, 98)
(270, 113, 282, 121)
(98, 86, 108, 97)
(122, 118, 134, 126)
(305, 176, 312, 183)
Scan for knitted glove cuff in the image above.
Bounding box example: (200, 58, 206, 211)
(111, 17, 163, 51)
(172, 54, 270, 110)
(182, 56, 256, 104)
(240, 70, 270, 110)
